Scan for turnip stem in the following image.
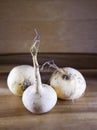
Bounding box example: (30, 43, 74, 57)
(41, 60, 64, 74)
(33, 55, 42, 93)
(30, 30, 42, 93)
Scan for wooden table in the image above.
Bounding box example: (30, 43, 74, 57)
(0, 70, 97, 130)
(0, 53, 97, 130)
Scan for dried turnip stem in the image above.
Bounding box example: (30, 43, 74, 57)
(41, 60, 64, 73)
(30, 31, 42, 93)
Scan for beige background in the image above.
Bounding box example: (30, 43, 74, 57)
(0, 0, 97, 54)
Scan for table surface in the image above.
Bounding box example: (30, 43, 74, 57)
(0, 70, 97, 130)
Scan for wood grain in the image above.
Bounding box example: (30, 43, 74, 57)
(0, 70, 97, 130)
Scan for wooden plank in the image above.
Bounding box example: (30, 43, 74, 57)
(0, 21, 97, 53)
(0, 0, 97, 22)
(0, 53, 97, 70)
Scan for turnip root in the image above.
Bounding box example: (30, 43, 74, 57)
(42, 61, 86, 100)
(7, 65, 35, 96)
(22, 31, 57, 114)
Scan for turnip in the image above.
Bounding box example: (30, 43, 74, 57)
(22, 31, 57, 114)
(7, 65, 35, 96)
(42, 61, 86, 100)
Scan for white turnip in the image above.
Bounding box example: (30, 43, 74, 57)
(22, 31, 57, 114)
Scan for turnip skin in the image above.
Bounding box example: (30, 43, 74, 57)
(22, 84, 57, 114)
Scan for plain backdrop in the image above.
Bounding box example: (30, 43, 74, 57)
(0, 0, 97, 54)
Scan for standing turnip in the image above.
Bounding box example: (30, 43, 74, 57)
(22, 31, 57, 114)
